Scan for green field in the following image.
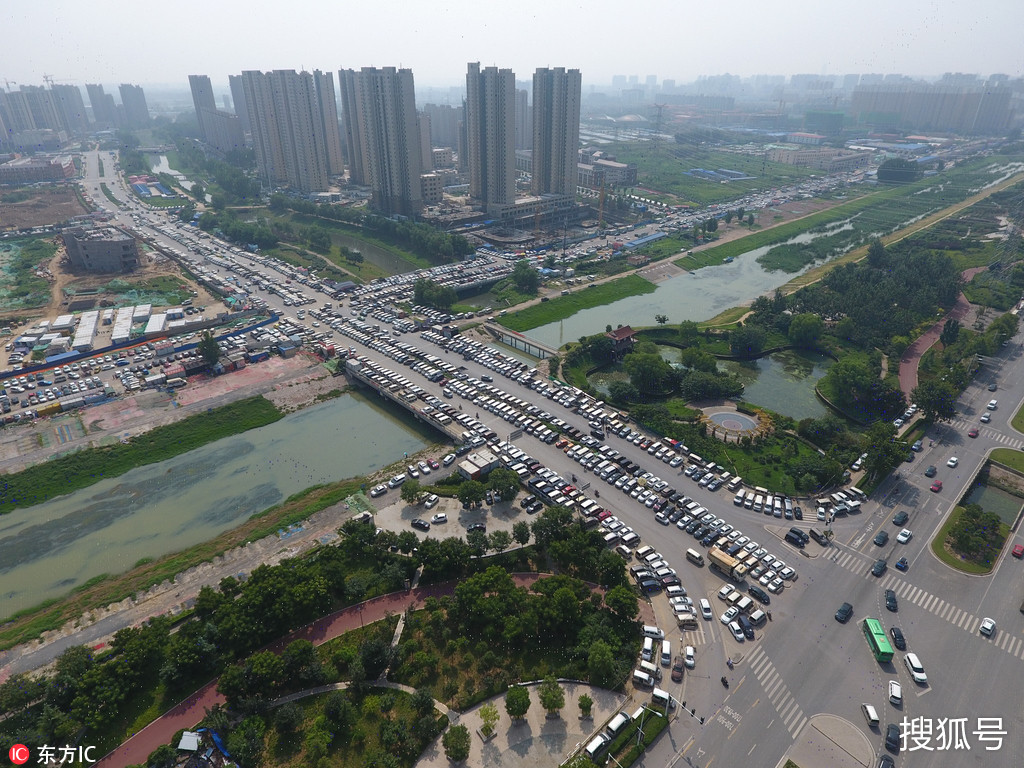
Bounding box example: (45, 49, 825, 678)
(0, 236, 54, 310)
(497, 274, 656, 331)
(607, 142, 820, 206)
(0, 396, 283, 514)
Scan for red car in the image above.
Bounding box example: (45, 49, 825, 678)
(968, 428, 979, 438)
(930, 480, 943, 492)
(1012, 544, 1024, 559)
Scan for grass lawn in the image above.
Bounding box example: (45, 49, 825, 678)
(929, 504, 1009, 575)
(990, 448, 1024, 473)
(497, 274, 656, 332)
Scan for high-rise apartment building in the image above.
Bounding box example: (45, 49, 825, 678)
(338, 67, 423, 216)
(418, 112, 433, 171)
(189, 74, 244, 154)
(51, 85, 89, 135)
(531, 68, 581, 196)
(313, 70, 344, 176)
(85, 84, 117, 128)
(118, 84, 150, 129)
(514, 88, 531, 150)
(465, 62, 515, 212)
(240, 69, 342, 193)
(228, 75, 251, 137)
(421, 103, 462, 150)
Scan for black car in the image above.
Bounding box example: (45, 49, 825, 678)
(872, 559, 888, 577)
(924, 465, 937, 477)
(889, 626, 906, 650)
(874, 530, 889, 546)
(468, 522, 486, 533)
(885, 589, 898, 612)
(793, 506, 803, 521)
(748, 585, 771, 605)
(835, 602, 854, 623)
(701, 533, 717, 547)
(885, 723, 901, 753)
(892, 511, 909, 526)
(639, 579, 662, 594)
(685, 521, 701, 534)
(411, 518, 431, 531)
(877, 754, 895, 768)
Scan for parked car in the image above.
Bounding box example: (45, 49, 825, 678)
(411, 518, 430, 531)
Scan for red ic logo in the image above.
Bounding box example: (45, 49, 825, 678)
(8, 745, 30, 765)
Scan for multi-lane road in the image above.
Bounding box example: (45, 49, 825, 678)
(73, 152, 1024, 767)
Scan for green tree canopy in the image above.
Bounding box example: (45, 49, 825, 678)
(487, 468, 520, 500)
(729, 325, 766, 357)
(505, 685, 531, 719)
(442, 723, 471, 761)
(877, 158, 922, 184)
(511, 260, 540, 294)
(198, 331, 220, 366)
(911, 379, 958, 422)
(623, 352, 675, 395)
(400, 479, 423, 505)
(457, 480, 486, 508)
(788, 313, 824, 348)
(538, 675, 566, 715)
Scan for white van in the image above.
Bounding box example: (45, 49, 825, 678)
(685, 548, 705, 566)
(861, 703, 880, 728)
(642, 637, 655, 661)
(642, 625, 665, 640)
(661, 640, 672, 666)
(606, 711, 631, 738)
(733, 490, 746, 506)
(651, 687, 676, 710)
(735, 596, 754, 614)
(632, 669, 655, 688)
(727, 476, 743, 491)
(637, 660, 661, 681)
(584, 733, 611, 760)
(749, 609, 768, 626)
(753, 495, 764, 513)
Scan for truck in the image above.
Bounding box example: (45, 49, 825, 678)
(708, 547, 748, 582)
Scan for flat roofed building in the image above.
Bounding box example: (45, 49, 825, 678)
(62, 227, 140, 273)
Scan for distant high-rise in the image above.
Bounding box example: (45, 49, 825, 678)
(313, 70, 344, 176)
(85, 84, 117, 128)
(421, 103, 461, 149)
(188, 75, 243, 154)
(51, 84, 89, 135)
(228, 75, 251, 137)
(241, 69, 340, 193)
(188, 75, 217, 141)
(514, 89, 531, 150)
(531, 68, 581, 197)
(118, 84, 150, 129)
(418, 112, 433, 171)
(465, 62, 515, 212)
(338, 67, 423, 216)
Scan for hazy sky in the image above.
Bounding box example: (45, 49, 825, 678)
(6, 0, 1022, 90)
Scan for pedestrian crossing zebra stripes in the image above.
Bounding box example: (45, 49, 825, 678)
(744, 646, 808, 739)
(945, 419, 1023, 449)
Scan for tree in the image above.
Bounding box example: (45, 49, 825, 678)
(862, 421, 907, 481)
(512, 521, 531, 547)
(225, 715, 266, 768)
(678, 320, 700, 346)
(655, 314, 669, 325)
(607, 380, 640, 404)
(911, 379, 958, 422)
(487, 468, 520, 501)
(442, 723, 471, 762)
(145, 744, 178, 768)
(587, 640, 618, 688)
(877, 158, 921, 184)
(940, 318, 961, 347)
(788, 313, 824, 348)
(511, 260, 540, 294)
(198, 331, 220, 366)
(400, 479, 423, 505)
(275, 701, 303, 734)
(578, 694, 594, 718)
(479, 701, 499, 738)
(457, 480, 487, 508)
(505, 685, 531, 720)
(488, 530, 512, 554)
(623, 352, 675, 395)
(730, 325, 766, 357)
(746, 213, 755, 226)
(866, 239, 887, 268)
(538, 675, 565, 716)
(724, 211, 734, 224)
(466, 528, 488, 556)
(604, 584, 639, 621)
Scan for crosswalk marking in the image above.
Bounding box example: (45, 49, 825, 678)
(745, 646, 806, 739)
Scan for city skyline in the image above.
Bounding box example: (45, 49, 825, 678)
(5, 0, 1022, 89)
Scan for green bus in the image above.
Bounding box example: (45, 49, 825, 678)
(862, 618, 894, 662)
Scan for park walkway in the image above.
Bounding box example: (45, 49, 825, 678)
(898, 267, 986, 395)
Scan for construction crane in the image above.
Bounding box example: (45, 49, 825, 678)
(42, 74, 54, 87)
(2, 79, 16, 92)
(650, 103, 668, 139)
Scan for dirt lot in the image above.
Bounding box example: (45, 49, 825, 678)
(0, 187, 87, 230)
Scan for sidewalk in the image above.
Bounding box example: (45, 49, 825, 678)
(780, 714, 875, 768)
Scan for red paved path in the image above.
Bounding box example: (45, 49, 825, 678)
(96, 572, 651, 767)
(897, 268, 986, 395)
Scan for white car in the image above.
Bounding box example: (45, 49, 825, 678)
(947, 457, 959, 468)
(418, 460, 431, 475)
(728, 621, 746, 642)
(720, 607, 740, 625)
(904, 653, 928, 684)
(699, 598, 713, 620)
(430, 512, 447, 524)
(896, 528, 913, 544)
(424, 494, 440, 509)
(718, 585, 734, 601)
(684, 645, 696, 668)
(442, 453, 456, 466)
(979, 617, 996, 637)
(669, 596, 693, 608)
(888, 680, 903, 705)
